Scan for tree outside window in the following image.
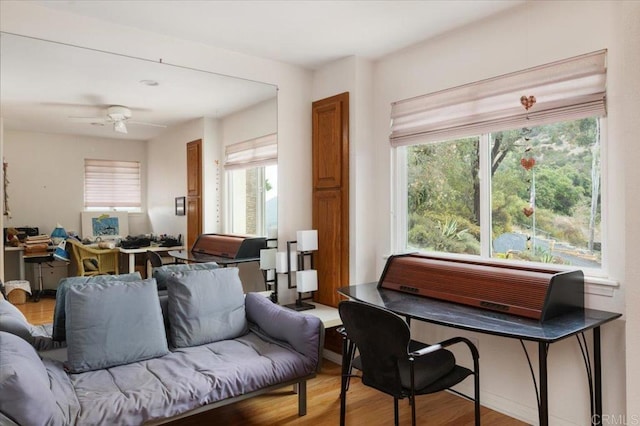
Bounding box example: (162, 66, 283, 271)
(404, 117, 601, 268)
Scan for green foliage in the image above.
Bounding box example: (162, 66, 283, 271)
(408, 213, 480, 255)
(405, 117, 601, 266)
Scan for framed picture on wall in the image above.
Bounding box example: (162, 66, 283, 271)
(175, 196, 186, 216)
(81, 211, 129, 240)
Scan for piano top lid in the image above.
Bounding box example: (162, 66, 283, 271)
(191, 233, 266, 259)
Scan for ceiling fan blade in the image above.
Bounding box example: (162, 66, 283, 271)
(68, 116, 107, 124)
(128, 120, 167, 128)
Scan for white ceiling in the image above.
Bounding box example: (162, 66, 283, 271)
(1, 1, 525, 141)
(36, 0, 525, 70)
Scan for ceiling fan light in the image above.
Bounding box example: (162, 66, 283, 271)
(113, 120, 128, 134)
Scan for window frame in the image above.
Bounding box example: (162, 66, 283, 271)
(392, 117, 609, 279)
(225, 165, 269, 236)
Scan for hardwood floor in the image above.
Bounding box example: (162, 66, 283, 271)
(167, 361, 528, 426)
(17, 298, 527, 426)
(15, 296, 56, 325)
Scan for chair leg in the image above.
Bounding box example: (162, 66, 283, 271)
(340, 336, 355, 426)
(411, 395, 417, 426)
(394, 398, 399, 426)
(33, 262, 43, 303)
(474, 371, 481, 426)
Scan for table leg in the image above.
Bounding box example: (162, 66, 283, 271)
(539, 342, 549, 426)
(19, 250, 25, 280)
(593, 327, 602, 426)
(129, 253, 135, 274)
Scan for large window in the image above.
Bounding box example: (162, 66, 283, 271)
(392, 50, 606, 272)
(84, 159, 141, 211)
(224, 133, 277, 236)
(400, 118, 602, 268)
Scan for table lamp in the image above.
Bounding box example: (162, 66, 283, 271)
(285, 269, 318, 311)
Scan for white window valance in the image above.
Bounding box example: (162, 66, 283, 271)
(224, 133, 277, 170)
(84, 159, 141, 208)
(390, 50, 607, 147)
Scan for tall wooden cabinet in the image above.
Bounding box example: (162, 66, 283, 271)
(312, 92, 349, 308)
(186, 139, 202, 249)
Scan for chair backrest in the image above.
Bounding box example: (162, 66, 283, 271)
(66, 238, 86, 275)
(146, 250, 164, 268)
(338, 300, 411, 397)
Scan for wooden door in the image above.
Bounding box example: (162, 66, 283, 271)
(312, 92, 349, 307)
(186, 140, 202, 249)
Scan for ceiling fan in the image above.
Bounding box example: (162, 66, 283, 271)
(69, 105, 166, 134)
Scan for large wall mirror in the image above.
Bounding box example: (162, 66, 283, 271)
(0, 32, 278, 246)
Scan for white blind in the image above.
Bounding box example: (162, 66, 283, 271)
(224, 133, 277, 170)
(84, 159, 141, 208)
(390, 50, 607, 147)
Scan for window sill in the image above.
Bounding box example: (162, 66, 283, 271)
(584, 275, 619, 297)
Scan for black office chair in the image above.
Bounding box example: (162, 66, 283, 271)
(338, 300, 480, 426)
(146, 251, 164, 268)
(24, 253, 54, 302)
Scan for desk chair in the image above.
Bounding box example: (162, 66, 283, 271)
(23, 252, 53, 302)
(67, 238, 119, 277)
(338, 300, 480, 426)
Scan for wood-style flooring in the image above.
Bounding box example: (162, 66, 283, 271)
(17, 298, 527, 426)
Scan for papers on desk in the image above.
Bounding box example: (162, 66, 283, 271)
(24, 235, 52, 253)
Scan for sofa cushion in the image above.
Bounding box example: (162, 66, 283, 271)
(153, 261, 219, 290)
(0, 300, 33, 344)
(52, 272, 142, 342)
(65, 279, 169, 373)
(167, 268, 247, 348)
(0, 332, 77, 425)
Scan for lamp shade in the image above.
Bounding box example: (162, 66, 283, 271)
(268, 227, 278, 239)
(296, 269, 318, 293)
(296, 230, 318, 252)
(260, 248, 277, 270)
(276, 251, 297, 273)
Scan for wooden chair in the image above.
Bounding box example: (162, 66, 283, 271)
(66, 238, 119, 277)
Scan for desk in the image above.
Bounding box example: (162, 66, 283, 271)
(119, 245, 183, 274)
(168, 250, 259, 267)
(338, 282, 621, 426)
(5, 245, 57, 281)
(5, 246, 26, 280)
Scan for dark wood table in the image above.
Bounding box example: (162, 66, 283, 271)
(338, 282, 621, 426)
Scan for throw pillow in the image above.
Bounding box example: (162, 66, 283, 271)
(52, 272, 141, 342)
(153, 261, 220, 291)
(0, 332, 70, 425)
(167, 268, 247, 348)
(65, 279, 169, 373)
(82, 258, 99, 271)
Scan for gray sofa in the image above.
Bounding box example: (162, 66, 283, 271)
(0, 267, 323, 425)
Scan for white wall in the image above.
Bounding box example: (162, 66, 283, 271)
(147, 118, 206, 238)
(222, 97, 277, 146)
(369, 1, 632, 424)
(617, 0, 640, 418)
(3, 130, 148, 236)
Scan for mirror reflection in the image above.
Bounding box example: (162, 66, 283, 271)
(0, 32, 278, 246)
